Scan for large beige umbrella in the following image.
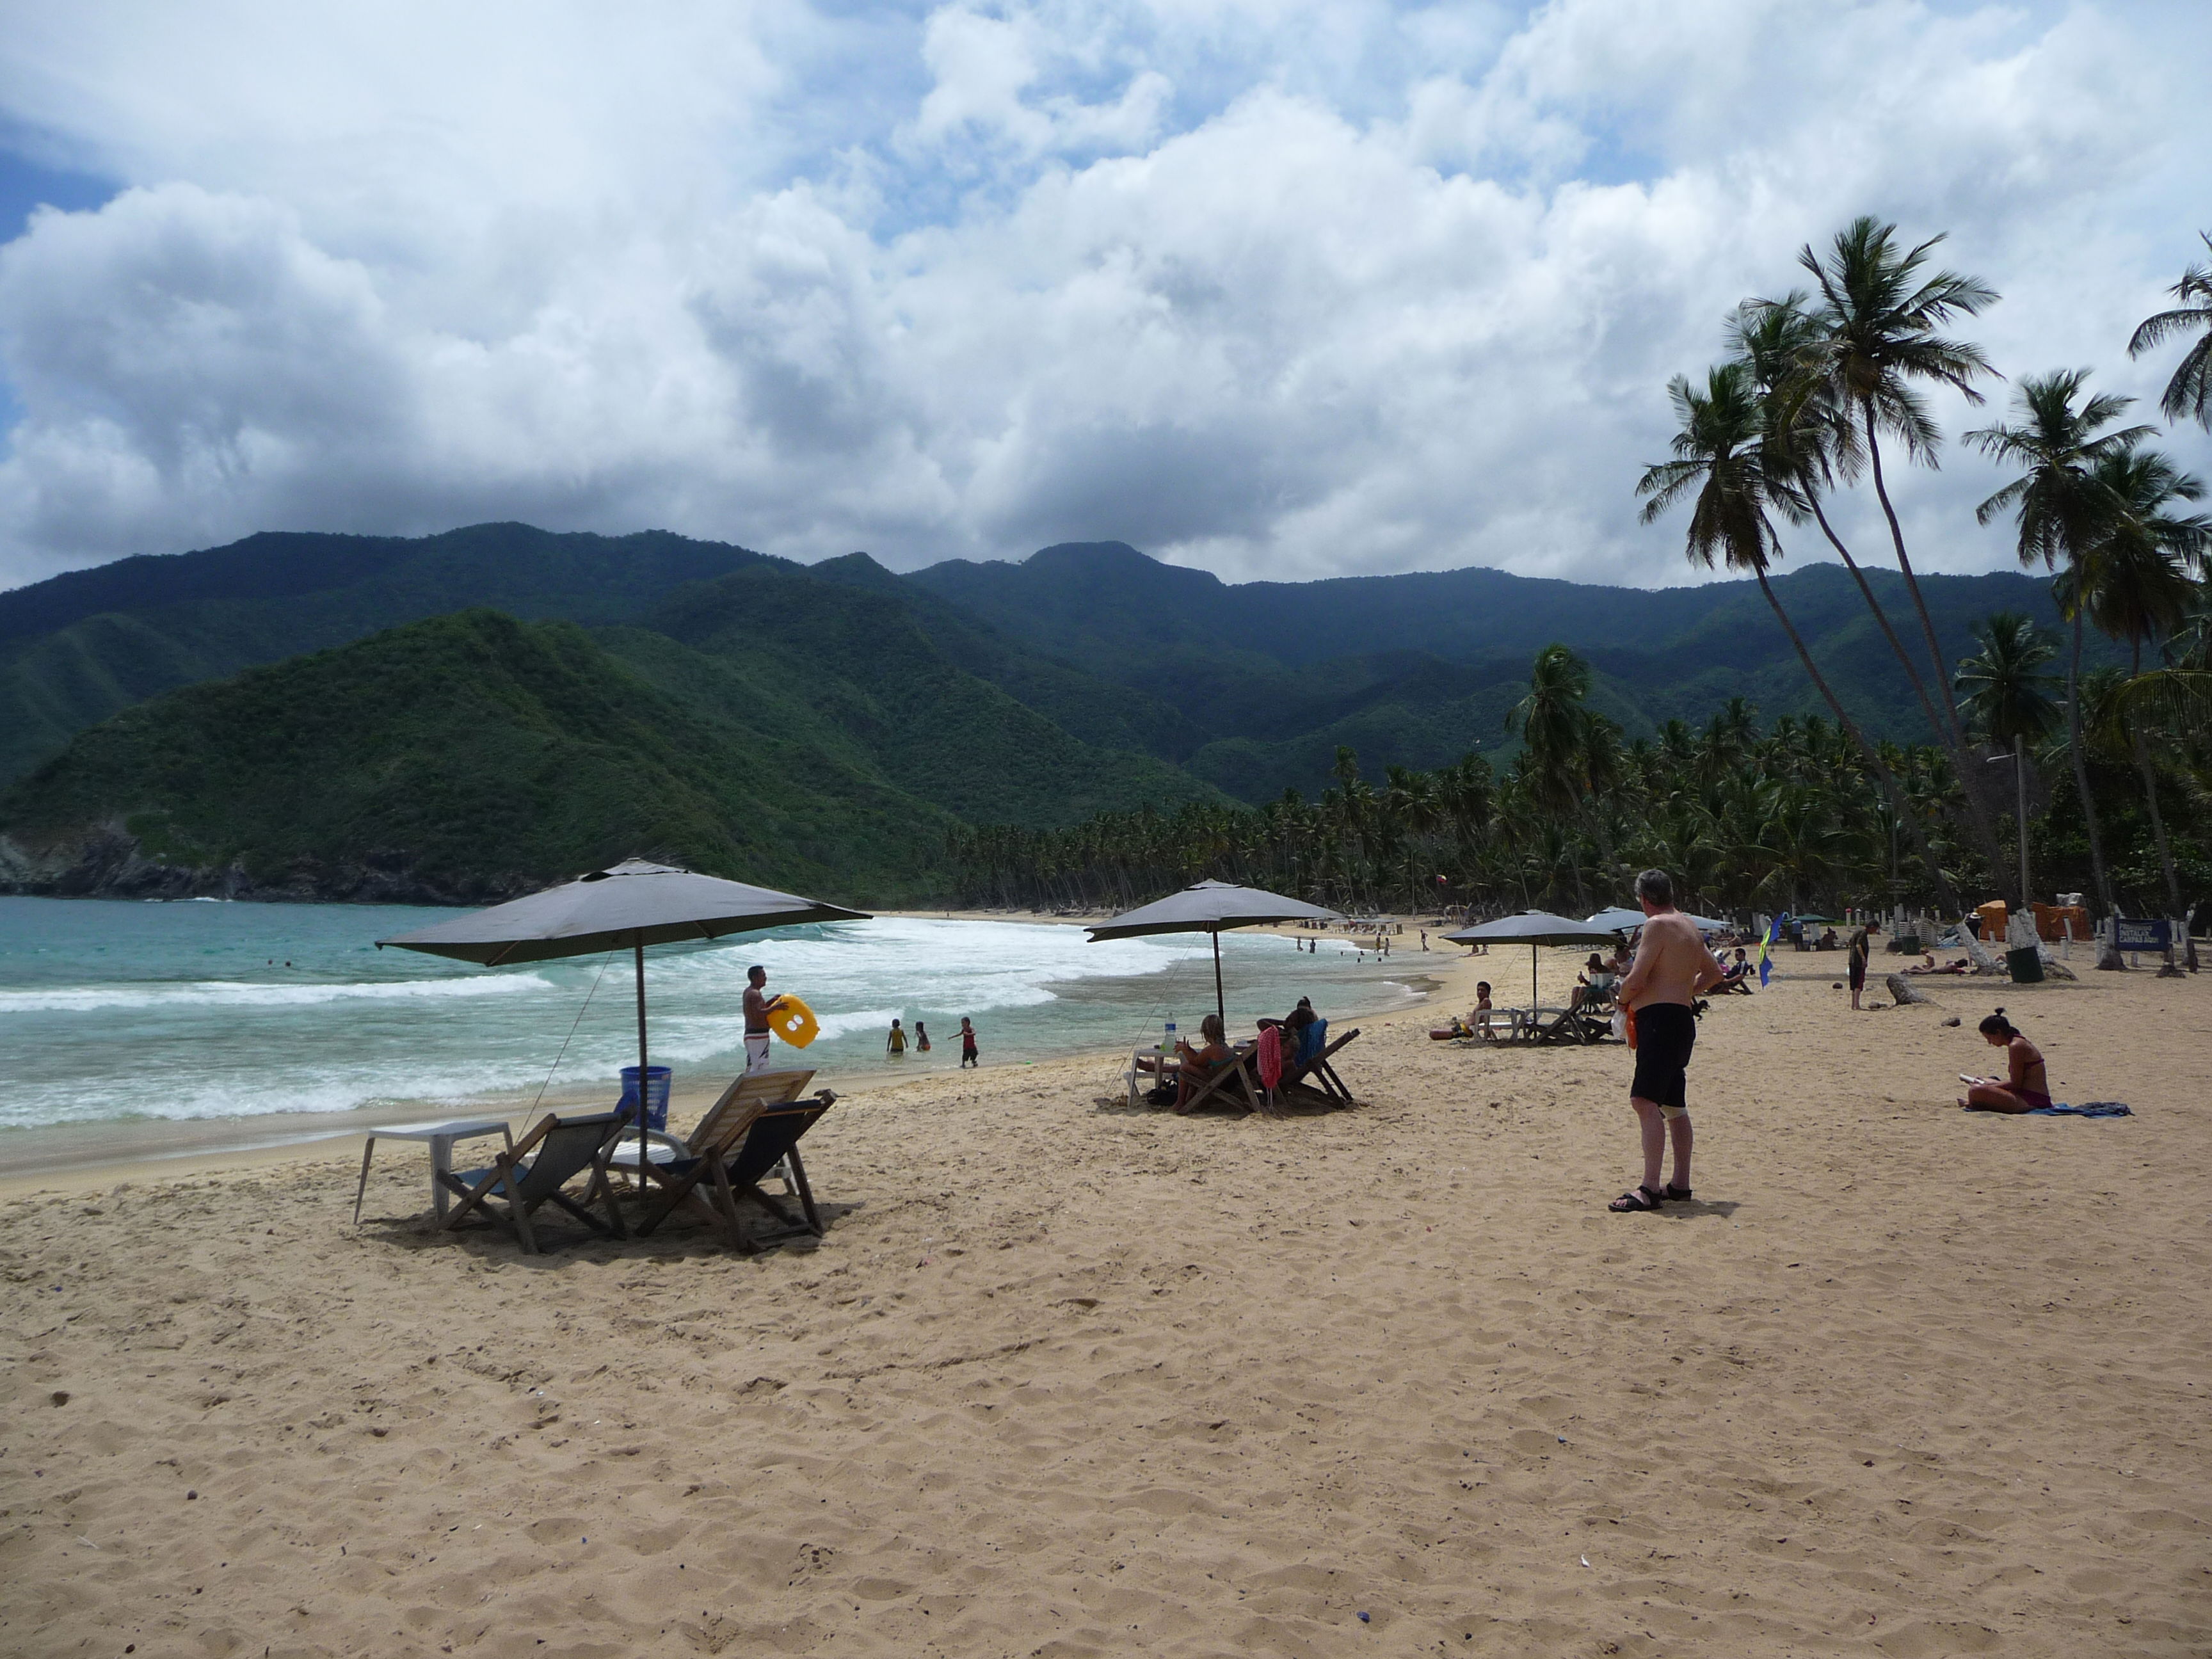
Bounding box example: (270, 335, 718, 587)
(1086, 879, 1342, 1026)
(1445, 910, 1618, 1009)
(380, 858, 869, 1142)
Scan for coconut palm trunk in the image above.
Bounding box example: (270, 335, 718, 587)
(1751, 562, 1960, 913)
(2064, 609, 2124, 968)
(2124, 641, 2185, 922)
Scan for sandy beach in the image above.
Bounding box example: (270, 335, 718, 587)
(4, 942, 2208, 1656)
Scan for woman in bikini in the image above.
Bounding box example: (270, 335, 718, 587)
(1958, 1009, 2051, 1112)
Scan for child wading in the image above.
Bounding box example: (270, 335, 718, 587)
(959, 1017, 979, 1068)
(886, 1018, 908, 1058)
(915, 1020, 932, 1054)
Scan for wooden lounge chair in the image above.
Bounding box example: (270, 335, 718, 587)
(1175, 1046, 1270, 1116)
(438, 1108, 629, 1253)
(605, 1068, 817, 1179)
(1275, 1020, 1361, 1105)
(635, 1089, 838, 1251)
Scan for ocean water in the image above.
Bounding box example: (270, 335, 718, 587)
(0, 897, 1429, 1131)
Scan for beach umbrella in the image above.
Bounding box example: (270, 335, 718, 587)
(1585, 906, 1647, 934)
(1444, 910, 1618, 1008)
(1589, 906, 1729, 936)
(1086, 879, 1342, 1026)
(378, 858, 869, 1147)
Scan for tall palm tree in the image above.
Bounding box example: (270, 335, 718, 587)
(2128, 231, 2212, 429)
(1968, 371, 2154, 957)
(2072, 444, 2210, 919)
(1636, 361, 1959, 907)
(1731, 290, 2009, 882)
(1793, 218, 2000, 749)
(1953, 613, 2062, 750)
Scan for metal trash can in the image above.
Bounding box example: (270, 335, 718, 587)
(2006, 947, 2044, 984)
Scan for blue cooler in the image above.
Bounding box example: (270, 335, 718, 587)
(618, 1065, 671, 1134)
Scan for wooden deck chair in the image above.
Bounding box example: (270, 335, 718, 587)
(605, 1068, 817, 1180)
(636, 1091, 838, 1252)
(438, 1109, 628, 1253)
(1276, 1023, 1361, 1105)
(1532, 1004, 1606, 1045)
(1174, 1048, 1270, 1116)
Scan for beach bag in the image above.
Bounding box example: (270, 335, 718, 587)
(1257, 1024, 1283, 1089)
(1613, 1005, 1638, 1048)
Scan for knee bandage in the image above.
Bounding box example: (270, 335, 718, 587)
(1660, 1103, 1688, 1121)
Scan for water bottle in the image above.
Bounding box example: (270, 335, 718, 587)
(1164, 1020, 1176, 1054)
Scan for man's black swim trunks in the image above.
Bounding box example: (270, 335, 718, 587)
(1630, 1001, 1697, 1111)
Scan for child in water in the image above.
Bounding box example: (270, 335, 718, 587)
(959, 1016, 979, 1068)
(886, 1018, 907, 1058)
(915, 1020, 931, 1054)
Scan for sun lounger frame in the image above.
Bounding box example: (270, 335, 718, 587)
(437, 1108, 630, 1254)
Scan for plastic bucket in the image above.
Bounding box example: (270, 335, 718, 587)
(619, 1064, 672, 1133)
(2006, 947, 2044, 984)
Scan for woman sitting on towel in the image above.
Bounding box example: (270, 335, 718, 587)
(1175, 1013, 1237, 1112)
(1958, 1009, 2051, 1112)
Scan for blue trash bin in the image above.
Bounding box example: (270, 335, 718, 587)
(618, 1065, 671, 1134)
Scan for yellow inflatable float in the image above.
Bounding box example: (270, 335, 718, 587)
(767, 995, 819, 1048)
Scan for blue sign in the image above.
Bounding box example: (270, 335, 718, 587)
(2115, 918, 2171, 952)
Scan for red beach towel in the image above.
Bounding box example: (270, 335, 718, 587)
(1257, 1024, 1283, 1089)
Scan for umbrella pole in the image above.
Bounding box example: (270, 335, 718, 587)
(1212, 931, 1225, 1030)
(633, 937, 649, 1172)
(1531, 943, 1539, 1012)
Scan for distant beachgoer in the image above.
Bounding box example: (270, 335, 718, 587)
(1959, 1009, 2051, 1112)
(1571, 952, 1614, 1013)
(1610, 868, 1727, 1214)
(886, 1018, 908, 1058)
(959, 1017, 979, 1068)
(915, 1020, 931, 1054)
(1847, 927, 1870, 1010)
(742, 965, 783, 1074)
(1420, 930, 1428, 950)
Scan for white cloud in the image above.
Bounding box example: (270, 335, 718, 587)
(0, 0, 2206, 591)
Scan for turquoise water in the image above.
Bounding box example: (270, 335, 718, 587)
(0, 897, 1426, 1130)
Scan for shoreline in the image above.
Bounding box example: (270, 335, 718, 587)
(0, 925, 1459, 1196)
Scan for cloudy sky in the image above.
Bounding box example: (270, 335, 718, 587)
(0, 0, 2205, 593)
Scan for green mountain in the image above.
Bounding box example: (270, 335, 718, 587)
(0, 523, 2108, 900)
(904, 542, 2117, 798)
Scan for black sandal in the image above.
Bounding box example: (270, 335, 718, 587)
(1608, 1185, 1664, 1213)
(1664, 1184, 1693, 1202)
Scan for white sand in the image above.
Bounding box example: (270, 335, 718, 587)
(4, 947, 2208, 1656)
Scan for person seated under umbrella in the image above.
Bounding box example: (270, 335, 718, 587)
(1174, 1014, 1237, 1112)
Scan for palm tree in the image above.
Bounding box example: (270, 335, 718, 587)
(2128, 232, 2212, 429)
(1954, 613, 2062, 750)
(2072, 445, 2210, 920)
(1636, 360, 1959, 907)
(1731, 289, 2010, 883)
(1967, 371, 2154, 959)
(1792, 218, 2000, 750)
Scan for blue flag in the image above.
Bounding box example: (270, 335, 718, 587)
(1758, 913, 1787, 988)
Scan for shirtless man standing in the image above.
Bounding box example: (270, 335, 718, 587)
(741, 965, 782, 1075)
(1608, 869, 1727, 1213)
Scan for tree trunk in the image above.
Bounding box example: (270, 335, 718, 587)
(1863, 408, 1973, 745)
(2067, 607, 2124, 968)
(1808, 488, 2010, 895)
(1753, 565, 1962, 913)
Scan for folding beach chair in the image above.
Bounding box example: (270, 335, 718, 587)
(636, 1090, 838, 1252)
(438, 1108, 629, 1253)
(1275, 1019, 1361, 1105)
(605, 1068, 816, 1181)
(1174, 1046, 1271, 1116)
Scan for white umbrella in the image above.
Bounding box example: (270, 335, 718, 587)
(1086, 879, 1342, 1025)
(380, 858, 869, 1143)
(1445, 910, 1619, 1008)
